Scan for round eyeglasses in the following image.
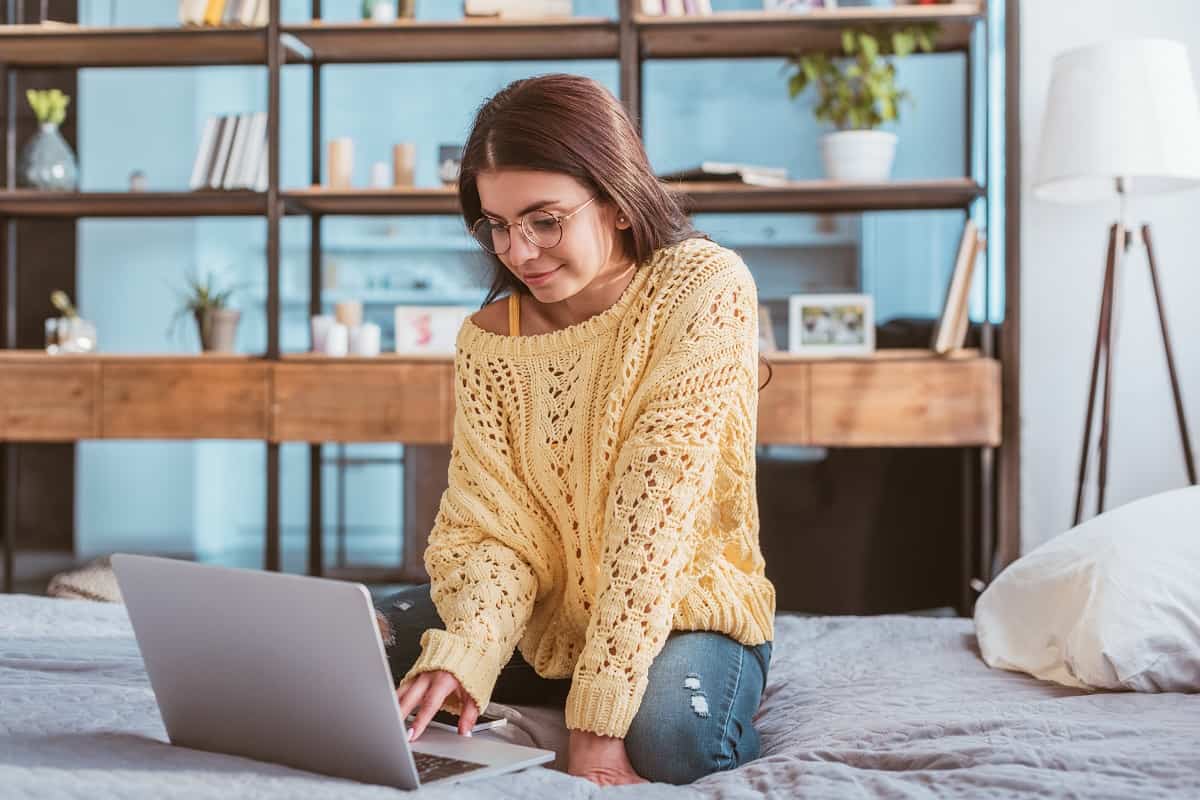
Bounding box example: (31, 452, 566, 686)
(470, 195, 597, 255)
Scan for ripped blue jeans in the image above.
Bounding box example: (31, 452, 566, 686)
(375, 583, 772, 785)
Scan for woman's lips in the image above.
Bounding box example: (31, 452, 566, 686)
(523, 265, 561, 285)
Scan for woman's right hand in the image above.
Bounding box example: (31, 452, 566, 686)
(396, 670, 479, 741)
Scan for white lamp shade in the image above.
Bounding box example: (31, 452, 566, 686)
(1034, 39, 1200, 204)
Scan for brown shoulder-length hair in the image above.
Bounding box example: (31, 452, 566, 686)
(458, 73, 772, 390)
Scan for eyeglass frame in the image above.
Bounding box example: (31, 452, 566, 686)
(470, 195, 599, 255)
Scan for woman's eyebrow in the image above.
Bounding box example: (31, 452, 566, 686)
(479, 199, 559, 220)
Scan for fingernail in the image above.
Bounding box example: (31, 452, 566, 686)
(408, 728, 415, 741)
(465, 730, 472, 737)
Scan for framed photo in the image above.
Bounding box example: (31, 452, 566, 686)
(393, 305, 474, 354)
(787, 294, 875, 357)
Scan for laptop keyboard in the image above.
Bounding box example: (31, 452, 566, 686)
(413, 750, 487, 783)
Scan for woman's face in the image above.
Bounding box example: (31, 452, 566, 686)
(475, 169, 630, 303)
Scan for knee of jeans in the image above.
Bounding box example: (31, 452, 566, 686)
(625, 703, 734, 785)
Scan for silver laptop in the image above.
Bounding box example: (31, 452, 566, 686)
(111, 554, 554, 790)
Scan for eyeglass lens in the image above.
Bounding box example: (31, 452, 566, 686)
(472, 210, 562, 254)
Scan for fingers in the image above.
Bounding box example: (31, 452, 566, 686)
(457, 691, 479, 737)
(408, 672, 457, 742)
(395, 673, 429, 723)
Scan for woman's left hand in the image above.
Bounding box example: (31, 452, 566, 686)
(567, 729, 648, 786)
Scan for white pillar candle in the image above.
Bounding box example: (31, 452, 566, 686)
(310, 314, 334, 353)
(324, 323, 349, 357)
(350, 322, 382, 357)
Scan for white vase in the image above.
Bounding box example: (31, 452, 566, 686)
(820, 130, 898, 182)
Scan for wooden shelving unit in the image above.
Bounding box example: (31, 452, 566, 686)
(0, 0, 1010, 604)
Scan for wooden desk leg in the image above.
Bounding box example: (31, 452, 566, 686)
(1, 443, 14, 594)
(959, 447, 976, 617)
(308, 443, 323, 577)
(265, 442, 280, 572)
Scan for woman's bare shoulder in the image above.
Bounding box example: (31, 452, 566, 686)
(471, 297, 510, 335)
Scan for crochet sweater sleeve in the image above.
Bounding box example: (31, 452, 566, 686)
(564, 256, 760, 738)
(399, 351, 544, 715)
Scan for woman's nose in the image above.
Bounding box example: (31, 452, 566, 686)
(507, 226, 541, 265)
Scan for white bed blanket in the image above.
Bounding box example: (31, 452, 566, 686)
(2, 595, 1198, 799)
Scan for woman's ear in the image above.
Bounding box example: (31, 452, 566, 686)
(615, 210, 631, 230)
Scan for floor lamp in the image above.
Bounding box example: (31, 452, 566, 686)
(1034, 39, 1200, 526)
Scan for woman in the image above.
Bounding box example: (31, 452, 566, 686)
(375, 73, 776, 787)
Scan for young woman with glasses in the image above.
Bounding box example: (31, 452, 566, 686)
(374, 73, 776, 787)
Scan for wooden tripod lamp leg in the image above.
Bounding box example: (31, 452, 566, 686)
(1073, 224, 1120, 527)
(1095, 225, 1127, 516)
(1141, 224, 1198, 485)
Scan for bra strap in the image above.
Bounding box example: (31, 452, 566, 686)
(508, 293, 520, 336)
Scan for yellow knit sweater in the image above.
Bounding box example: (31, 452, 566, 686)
(401, 237, 776, 738)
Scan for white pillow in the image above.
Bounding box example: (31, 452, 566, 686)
(975, 486, 1200, 692)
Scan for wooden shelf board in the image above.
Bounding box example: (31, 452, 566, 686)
(283, 186, 461, 216)
(637, 4, 982, 58)
(0, 24, 306, 67)
(283, 17, 619, 63)
(0, 191, 268, 218)
(675, 179, 983, 213)
(283, 180, 980, 216)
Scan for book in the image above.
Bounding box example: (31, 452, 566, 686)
(179, 0, 209, 25)
(255, 143, 269, 191)
(932, 219, 981, 355)
(239, 111, 267, 189)
(207, 115, 236, 189)
(640, 0, 663, 14)
(222, 0, 240, 26)
(255, 0, 268, 26)
(658, 161, 789, 187)
(188, 116, 219, 190)
(222, 114, 249, 190)
(203, 0, 225, 26)
(664, 0, 686, 15)
(239, 0, 259, 26)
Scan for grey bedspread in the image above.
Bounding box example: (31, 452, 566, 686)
(2, 595, 1197, 799)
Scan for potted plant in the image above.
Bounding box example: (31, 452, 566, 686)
(172, 272, 242, 353)
(19, 89, 79, 191)
(786, 25, 937, 182)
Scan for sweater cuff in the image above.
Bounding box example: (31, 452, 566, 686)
(565, 672, 649, 739)
(399, 629, 509, 715)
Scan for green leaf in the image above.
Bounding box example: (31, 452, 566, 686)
(859, 33, 879, 62)
(788, 71, 807, 99)
(842, 30, 855, 54)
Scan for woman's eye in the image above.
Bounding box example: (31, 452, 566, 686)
(530, 217, 559, 232)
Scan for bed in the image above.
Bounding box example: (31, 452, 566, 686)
(2, 594, 1198, 799)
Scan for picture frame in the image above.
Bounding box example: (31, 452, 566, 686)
(393, 305, 474, 354)
(787, 293, 875, 357)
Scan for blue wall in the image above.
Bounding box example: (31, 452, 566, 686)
(73, 0, 976, 567)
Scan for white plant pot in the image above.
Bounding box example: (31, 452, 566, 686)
(821, 130, 898, 182)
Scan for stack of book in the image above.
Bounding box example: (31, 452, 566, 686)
(463, 0, 573, 18)
(640, 0, 713, 16)
(178, 0, 269, 27)
(658, 161, 789, 187)
(188, 112, 269, 192)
